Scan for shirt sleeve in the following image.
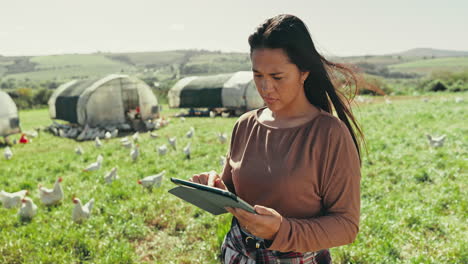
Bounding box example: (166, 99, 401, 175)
(220, 120, 240, 194)
(267, 120, 361, 253)
(220, 151, 235, 194)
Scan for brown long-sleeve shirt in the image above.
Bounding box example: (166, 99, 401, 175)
(221, 107, 361, 253)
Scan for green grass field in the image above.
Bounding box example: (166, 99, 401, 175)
(0, 94, 466, 263)
(335, 55, 422, 66)
(389, 57, 468, 74)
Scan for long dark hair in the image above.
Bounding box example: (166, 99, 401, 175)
(248, 14, 365, 160)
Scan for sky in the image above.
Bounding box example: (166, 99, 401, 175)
(0, 0, 467, 57)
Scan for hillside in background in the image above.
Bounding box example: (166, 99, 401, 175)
(390, 48, 468, 58)
(0, 50, 251, 82)
(0, 48, 467, 82)
(334, 48, 468, 79)
(0, 48, 466, 107)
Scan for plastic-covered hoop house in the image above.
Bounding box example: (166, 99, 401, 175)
(48, 74, 159, 127)
(0, 91, 20, 137)
(168, 71, 264, 113)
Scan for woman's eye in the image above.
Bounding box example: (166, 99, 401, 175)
(273, 77, 282, 80)
(254, 75, 262, 78)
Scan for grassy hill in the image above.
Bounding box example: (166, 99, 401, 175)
(390, 48, 468, 58)
(106, 50, 189, 67)
(5, 54, 137, 81)
(389, 57, 468, 74)
(1, 48, 467, 101)
(0, 50, 251, 82)
(1, 48, 467, 83)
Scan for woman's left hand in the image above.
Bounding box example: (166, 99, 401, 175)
(226, 205, 282, 241)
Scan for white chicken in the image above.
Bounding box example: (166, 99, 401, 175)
(138, 171, 165, 190)
(121, 138, 133, 149)
(455, 97, 463, 103)
(186, 127, 194, 138)
(154, 121, 161, 130)
(158, 145, 168, 155)
(75, 146, 84, 155)
(221, 112, 230, 118)
(39, 178, 64, 206)
(0, 190, 28, 209)
(95, 137, 102, 148)
(18, 197, 37, 221)
(131, 144, 140, 162)
(426, 134, 446, 148)
(209, 111, 216, 118)
(180, 117, 186, 122)
(219, 155, 226, 167)
(150, 132, 159, 139)
(104, 131, 112, 140)
(132, 132, 140, 142)
(183, 142, 191, 159)
(384, 96, 392, 104)
(83, 155, 104, 172)
(72, 197, 94, 223)
(4, 146, 13, 160)
(168, 137, 177, 150)
(104, 167, 118, 184)
(218, 133, 227, 144)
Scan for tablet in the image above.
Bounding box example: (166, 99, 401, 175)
(168, 177, 256, 215)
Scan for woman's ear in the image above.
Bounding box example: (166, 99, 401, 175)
(301, 71, 310, 84)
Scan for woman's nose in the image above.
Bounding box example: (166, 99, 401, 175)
(261, 79, 273, 91)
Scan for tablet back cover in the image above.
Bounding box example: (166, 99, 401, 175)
(168, 186, 251, 215)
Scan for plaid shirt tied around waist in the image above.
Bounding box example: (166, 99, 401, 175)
(220, 218, 332, 264)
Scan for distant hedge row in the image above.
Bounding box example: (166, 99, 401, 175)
(420, 71, 468, 92)
(360, 70, 467, 96)
(1, 70, 466, 109)
(5, 88, 54, 109)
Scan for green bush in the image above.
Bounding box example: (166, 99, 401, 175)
(428, 71, 468, 92)
(448, 79, 468, 92)
(418, 79, 447, 92)
(12, 88, 34, 109)
(360, 75, 392, 95)
(9, 87, 53, 109)
(32, 88, 54, 106)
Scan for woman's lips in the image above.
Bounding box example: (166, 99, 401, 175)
(263, 97, 278, 104)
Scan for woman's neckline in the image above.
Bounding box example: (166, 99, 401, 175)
(254, 106, 323, 130)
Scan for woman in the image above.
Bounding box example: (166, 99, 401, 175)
(191, 14, 363, 263)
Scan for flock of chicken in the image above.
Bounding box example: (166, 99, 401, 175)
(1, 118, 230, 224)
(2, 96, 453, 223)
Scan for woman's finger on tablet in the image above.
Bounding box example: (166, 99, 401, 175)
(197, 173, 209, 185)
(189, 174, 199, 182)
(207, 171, 219, 187)
(214, 179, 227, 190)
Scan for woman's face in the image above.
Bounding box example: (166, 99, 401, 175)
(251, 48, 309, 115)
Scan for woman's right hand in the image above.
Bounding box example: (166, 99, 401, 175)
(189, 170, 227, 190)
